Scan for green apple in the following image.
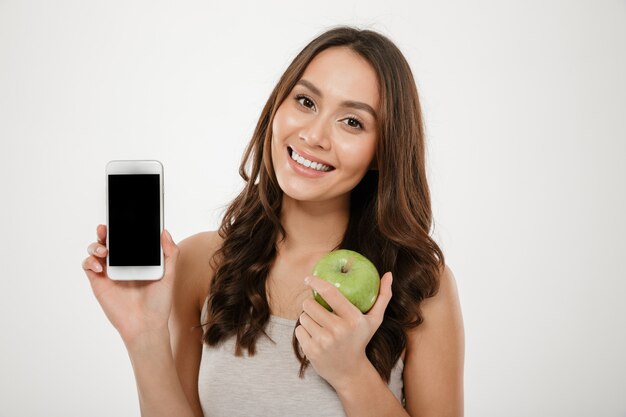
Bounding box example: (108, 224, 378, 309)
(311, 249, 380, 313)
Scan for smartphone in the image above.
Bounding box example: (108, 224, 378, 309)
(105, 160, 164, 280)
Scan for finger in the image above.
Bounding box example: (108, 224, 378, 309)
(305, 275, 360, 319)
(81, 255, 103, 274)
(302, 297, 335, 328)
(162, 229, 177, 258)
(294, 324, 312, 354)
(161, 229, 179, 284)
(97, 224, 107, 245)
(298, 311, 323, 339)
(366, 272, 393, 320)
(87, 242, 108, 258)
(82, 256, 112, 297)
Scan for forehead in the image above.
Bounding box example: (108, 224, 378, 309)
(299, 46, 380, 111)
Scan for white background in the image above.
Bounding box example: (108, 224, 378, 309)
(1, 1, 625, 416)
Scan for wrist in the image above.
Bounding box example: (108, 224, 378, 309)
(123, 325, 171, 356)
(332, 357, 378, 395)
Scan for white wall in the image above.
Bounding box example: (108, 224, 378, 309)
(1, 1, 624, 416)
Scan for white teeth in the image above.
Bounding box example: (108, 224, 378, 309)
(290, 148, 331, 172)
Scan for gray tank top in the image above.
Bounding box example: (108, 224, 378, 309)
(198, 303, 405, 416)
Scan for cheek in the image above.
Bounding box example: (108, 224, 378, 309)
(272, 107, 283, 140)
(273, 105, 302, 140)
(337, 137, 377, 172)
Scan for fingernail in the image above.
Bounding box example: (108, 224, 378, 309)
(95, 264, 102, 272)
(96, 247, 104, 255)
(304, 276, 311, 285)
(165, 229, 173, 243)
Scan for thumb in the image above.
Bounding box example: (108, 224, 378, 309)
(366, 272, 393, 320)
(161, 229, 179, 282)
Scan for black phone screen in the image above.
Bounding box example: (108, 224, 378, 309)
(108, 174, 161, 266)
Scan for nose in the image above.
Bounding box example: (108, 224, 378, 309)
(299, 115, 331, 150)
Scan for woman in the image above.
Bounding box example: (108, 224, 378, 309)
(83, 26, 464, 417)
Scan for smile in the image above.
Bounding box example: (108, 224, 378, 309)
(288, 147, 334, 172)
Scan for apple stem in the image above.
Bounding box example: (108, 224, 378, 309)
(341, 259, 353, 274)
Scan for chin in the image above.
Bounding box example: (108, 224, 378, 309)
(282, 186, 348, 205)
(280, 186, 323, 203)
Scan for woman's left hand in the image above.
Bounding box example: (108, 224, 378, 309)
(295, 271, 393, 390)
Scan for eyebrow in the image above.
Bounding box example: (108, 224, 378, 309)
(295, 79, 378, 120)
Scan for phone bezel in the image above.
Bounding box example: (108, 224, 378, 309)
(105, 160, 164, 281)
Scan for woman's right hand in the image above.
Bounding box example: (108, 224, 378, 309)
(82, 224, 180, 346)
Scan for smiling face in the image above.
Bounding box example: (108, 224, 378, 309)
(270, 46, 380, 205)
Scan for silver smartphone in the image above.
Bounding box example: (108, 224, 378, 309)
(105, 160, 164, 280)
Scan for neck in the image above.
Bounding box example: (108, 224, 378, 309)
(277, 194, 350, 254)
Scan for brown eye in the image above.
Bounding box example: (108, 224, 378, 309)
(295, 95, 315, 110)
(347, 118, 362, 129)
(343, 117, 363, 130)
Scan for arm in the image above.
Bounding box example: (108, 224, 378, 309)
(403, 265, 465, 416)
(299, 268, 464, 417)
(169, 231, 222, 417)
(312, 266, 465, 417)
(126, 327, 197, 417)
(128, 231, 221, 417)
(83, 226, 219, 417)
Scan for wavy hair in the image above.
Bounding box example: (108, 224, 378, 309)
(202, 26, 444, 383)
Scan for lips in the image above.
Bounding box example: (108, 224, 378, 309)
(287, 146, 335, 172)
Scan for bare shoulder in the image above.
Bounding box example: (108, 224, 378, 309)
(177, 230, 223, 263)
(418, 265, 463, 331)
(403, 264, 465, 417)
(175, 230, 224, 312)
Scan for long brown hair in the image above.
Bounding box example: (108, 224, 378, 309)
(202, 26, 444, 383)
